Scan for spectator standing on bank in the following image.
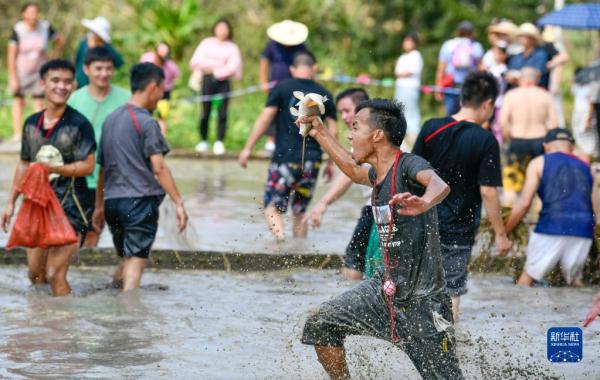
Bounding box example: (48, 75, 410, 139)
(190, 18, 243, 156)
(483, 41, 509, 146)
(506, 23, 549, 88)
(572, 68, 598, 161)
(586, 69, 600, 158)
(435, 21, 484, 116)
(259, 20, 308, 157)
(74, 17, 124, 88)
(394, 32, 423, 145)
(541, 26, 569, 127)
(483, 20, 518, 69)
(7, 2, 64, 145)
(140, 42, 180, 136)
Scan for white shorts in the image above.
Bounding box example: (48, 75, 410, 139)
(525, 232, 592, 284)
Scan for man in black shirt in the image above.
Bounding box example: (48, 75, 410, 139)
(1, 59, 96, 296)
(238, 51, 337, 240)
(413, 71, 510, 322)
(297, 100, 463, 379)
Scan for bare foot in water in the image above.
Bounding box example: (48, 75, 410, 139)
(111, 279, 124, 289)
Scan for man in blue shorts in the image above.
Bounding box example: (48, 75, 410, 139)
(93, 63, 188, 291)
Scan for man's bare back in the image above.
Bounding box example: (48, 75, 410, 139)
(500, 85, 557, 139)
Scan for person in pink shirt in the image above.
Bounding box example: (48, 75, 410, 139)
(7, 2, 64, 146)
(189, 18, 242, 155)
(140, 42, 180, 135)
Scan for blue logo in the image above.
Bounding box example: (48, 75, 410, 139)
(547, 327, 583, 363)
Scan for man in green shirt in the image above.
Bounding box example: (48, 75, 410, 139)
(68, 46, 130, 247)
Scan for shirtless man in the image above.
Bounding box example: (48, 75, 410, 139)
(500, 67, 558, 202)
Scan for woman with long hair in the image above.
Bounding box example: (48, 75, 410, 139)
(189, 18, 242, 155)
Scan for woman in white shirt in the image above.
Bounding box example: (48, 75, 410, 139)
(394, 33, 423, 145)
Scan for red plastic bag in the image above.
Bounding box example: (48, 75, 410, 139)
(440, 73, 454, 88)
(7, 163, 78, 249)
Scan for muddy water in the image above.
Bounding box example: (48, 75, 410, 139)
(0, 155, 363, 254)
(1, 155, 600, 379)
(0, 267, 598, 379)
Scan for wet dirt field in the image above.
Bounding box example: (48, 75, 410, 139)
(0, 268, 598, 379)
(1, 155, 599, 379)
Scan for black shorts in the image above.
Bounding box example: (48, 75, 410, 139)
(105, 195, 163, 259)
(58, 188, 95, 236)
(507, 138, 544, 164)
(301, 275, 463, 379)
(440, 243, 473, 297)
(343, 205, 373, 272)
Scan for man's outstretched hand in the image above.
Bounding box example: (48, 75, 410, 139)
(389, 192, 431, 216)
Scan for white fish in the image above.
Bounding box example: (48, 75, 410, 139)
(35, 145, 63, 181)
(289, 91, 328, 137)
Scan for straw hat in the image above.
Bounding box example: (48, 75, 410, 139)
(81, 17, 112, 43)
(488, 20, 518, 37)
(267, 20, 308, 46)
(516, 22, 542, 44)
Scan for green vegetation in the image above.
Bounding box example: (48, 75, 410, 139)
(0, 0, 596, 151)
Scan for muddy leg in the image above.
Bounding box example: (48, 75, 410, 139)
(292, 212, 308, 238)
(315, 345, 351, 380)
(264, 204, 285, 240)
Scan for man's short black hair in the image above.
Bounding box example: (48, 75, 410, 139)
(39, 59, 75, 79)
(292, 50, 317, 67)
(130, 62, 164, 93)
(84, 46, 115, 66)
(335, 88, 369, 106)
(460, 71, 499, 108)
(355, 99, 407, 147)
